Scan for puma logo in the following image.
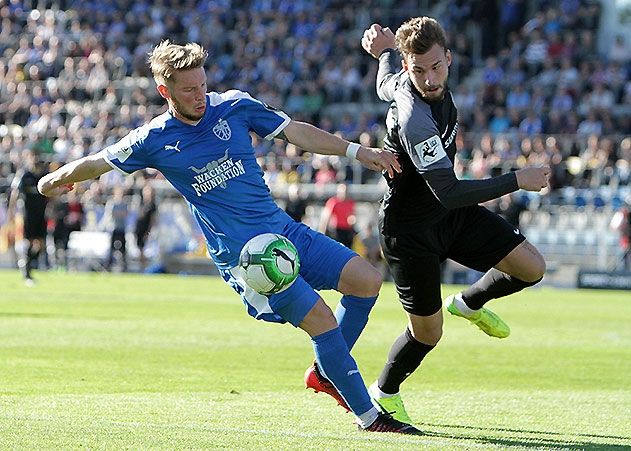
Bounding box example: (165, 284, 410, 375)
(165, 141, 182, 152)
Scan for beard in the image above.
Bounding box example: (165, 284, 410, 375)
(171, 95, 205, 122)
(418, 83, 446, 101)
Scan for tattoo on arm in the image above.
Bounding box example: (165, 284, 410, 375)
(275, 130, 287, 141)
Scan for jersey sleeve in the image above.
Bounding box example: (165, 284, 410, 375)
(243, 97, 291, 140)
(102, 127, 150, 175)
(423, 168, 519, 209)
(377, 49, 404, 102)
(399, 111, 452, 174)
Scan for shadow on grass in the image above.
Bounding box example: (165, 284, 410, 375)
(421, 422, 631, 450)
(0, 312, 73, 318)
(0, 312, 120, 320)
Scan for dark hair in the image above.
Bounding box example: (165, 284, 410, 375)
(395, 17, 448, 57)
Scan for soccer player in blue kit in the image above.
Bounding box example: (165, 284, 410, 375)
(37, 40, 422, 435)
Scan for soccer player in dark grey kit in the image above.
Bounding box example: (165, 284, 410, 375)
(361, 18, 550, 422)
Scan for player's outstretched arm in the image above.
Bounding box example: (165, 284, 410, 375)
(38, 152, 113, 197)
(424, 165, 551, 210)
(280, 120, 401, 178)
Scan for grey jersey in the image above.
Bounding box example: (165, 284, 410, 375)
(377, 49, 517, 235)
(379, 64, 459, 232)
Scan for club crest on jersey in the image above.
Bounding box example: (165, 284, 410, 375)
(414, 135, 446, 167)
(188, 149, 245, 196)
(213, 118, 231, 141)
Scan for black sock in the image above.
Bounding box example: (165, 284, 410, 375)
(462, 268, 542, 310)
(20, 260, 31, 279)
(377, 328, 435, 395)
(28, 246, 41, 270)
(22, 244, 37, 279)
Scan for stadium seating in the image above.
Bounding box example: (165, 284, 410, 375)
(0, 0, 629, 280)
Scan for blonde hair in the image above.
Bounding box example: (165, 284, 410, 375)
(395, 17, 448, 57)
(148, 40, 208, 85)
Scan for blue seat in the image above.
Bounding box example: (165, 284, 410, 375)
(611, 196, 623, 210)
(575, 194, 587, 207)
(592, 195, 605, 208)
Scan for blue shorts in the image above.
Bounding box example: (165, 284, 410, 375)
(219, 221, 357, 327)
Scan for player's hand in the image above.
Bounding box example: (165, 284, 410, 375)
(356, 146, 401, 178)
(515, 166, 551, 192)
(38, 175, 75, 197)
(362, 24, 396, 59)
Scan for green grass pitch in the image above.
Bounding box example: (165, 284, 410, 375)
(0, 270, 629, 450)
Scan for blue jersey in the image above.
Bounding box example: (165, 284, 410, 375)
(103, 90, 294, 269)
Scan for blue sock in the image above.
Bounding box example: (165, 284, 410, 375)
(335, 295, 377, 351)
(312, 327, 374, 416)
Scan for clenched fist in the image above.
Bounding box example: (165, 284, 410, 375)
(361, 23, 396, 59)
(515, 166, 551, 192)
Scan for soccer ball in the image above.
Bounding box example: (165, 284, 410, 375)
(238, 233, 300, 295)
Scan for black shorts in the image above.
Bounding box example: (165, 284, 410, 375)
(135, 226, 149, 250)
(23, 215, 47, 240)
(381, 205, 526, 316)
(53, 226, 70, 248)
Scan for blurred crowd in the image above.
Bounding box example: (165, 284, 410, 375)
(0, 0, 629, 194)
(446, 0, 631, 193)
(0, 0, 630, 273)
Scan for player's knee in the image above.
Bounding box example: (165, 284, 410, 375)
(340, 257, 382, 296)
(362, 264, 383, 295)
(517, 242, 547, 282)
(523, 256, 546, 283)
(409, 315, 443, 346)
(535, 258, 546, 280)
(410, 325, 442, 346)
